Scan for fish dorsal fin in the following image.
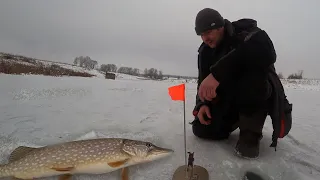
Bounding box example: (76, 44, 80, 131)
(9, 146, 37, 162)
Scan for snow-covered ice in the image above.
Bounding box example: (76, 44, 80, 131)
(0, 73, 320, 180)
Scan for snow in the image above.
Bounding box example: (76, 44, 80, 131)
(0, 73, 320, 180)
(281, 79, 320, 91)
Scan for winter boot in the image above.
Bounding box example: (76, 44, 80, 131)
(234, 110, 268, 159)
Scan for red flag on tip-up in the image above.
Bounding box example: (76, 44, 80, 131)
(168, 83, 188, 166)
(168, 83, 185, 101)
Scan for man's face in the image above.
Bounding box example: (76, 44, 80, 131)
(200, 27, 224, 48)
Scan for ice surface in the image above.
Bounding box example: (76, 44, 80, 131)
(0, 73, 320, 180)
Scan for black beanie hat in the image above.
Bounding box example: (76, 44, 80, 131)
(195, 8, 225, 35)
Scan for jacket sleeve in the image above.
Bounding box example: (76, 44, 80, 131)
(193, 81, 205, 116)
(210, 29, 277, 84)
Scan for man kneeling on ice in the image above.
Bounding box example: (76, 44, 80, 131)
(191, 8, 293, 159)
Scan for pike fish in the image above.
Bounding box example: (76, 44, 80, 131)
(0, 138, 174, 180)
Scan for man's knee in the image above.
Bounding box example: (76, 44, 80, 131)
(191, 119, 208, 139)
(191, 118, 231, 140)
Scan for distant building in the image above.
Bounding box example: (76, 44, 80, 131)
(105, 72, 115, 80)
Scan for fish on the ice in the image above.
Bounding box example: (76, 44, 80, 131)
(0, 138, 174, 180)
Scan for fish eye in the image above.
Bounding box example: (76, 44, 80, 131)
(146, 143, 152, 147)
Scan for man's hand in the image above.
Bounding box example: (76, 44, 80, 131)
(198, 74, 220, 102)
(197, 105, 212, 125)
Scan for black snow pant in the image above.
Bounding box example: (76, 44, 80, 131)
(191, 71, 272, 140)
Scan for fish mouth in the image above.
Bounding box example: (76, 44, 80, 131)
(150, 146, 174, 156)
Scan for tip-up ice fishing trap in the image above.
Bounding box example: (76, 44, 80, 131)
(168, 83, 209, 180)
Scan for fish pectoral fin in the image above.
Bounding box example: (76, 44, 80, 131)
(121, 167, 129, 180)
(9, 146, 38, 162)
(51, 166, 74, 172)
(107, 158, 130, 168)
(58, 174, 73, 180)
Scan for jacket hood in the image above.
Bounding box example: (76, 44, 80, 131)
(231, 18, 257, 33)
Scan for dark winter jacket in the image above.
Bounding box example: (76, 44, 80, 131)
(193, 18, 292, 149)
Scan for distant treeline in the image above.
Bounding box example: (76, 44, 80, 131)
(72, 56, 164, 80)
(162, 74, 197, 80)
(277, 70, 304, 79)
(1, 52, 308, 80)
(100, 63, 164, 80)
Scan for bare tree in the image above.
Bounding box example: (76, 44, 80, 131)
(100, 64, 117, 72)
(73, 56, 98, 70)
(288, 70, 304, 79)
(143, 68, 163, 80)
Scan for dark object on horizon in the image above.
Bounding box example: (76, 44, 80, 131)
(105, 72, 115, 80)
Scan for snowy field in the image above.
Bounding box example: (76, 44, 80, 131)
(0, 72, 320, 180)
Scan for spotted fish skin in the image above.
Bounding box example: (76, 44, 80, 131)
(0, 138, 173, 179)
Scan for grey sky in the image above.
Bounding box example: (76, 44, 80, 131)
(0, 0, 319, 78)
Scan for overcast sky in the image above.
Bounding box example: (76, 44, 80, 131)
(0, 0, 319, 78)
